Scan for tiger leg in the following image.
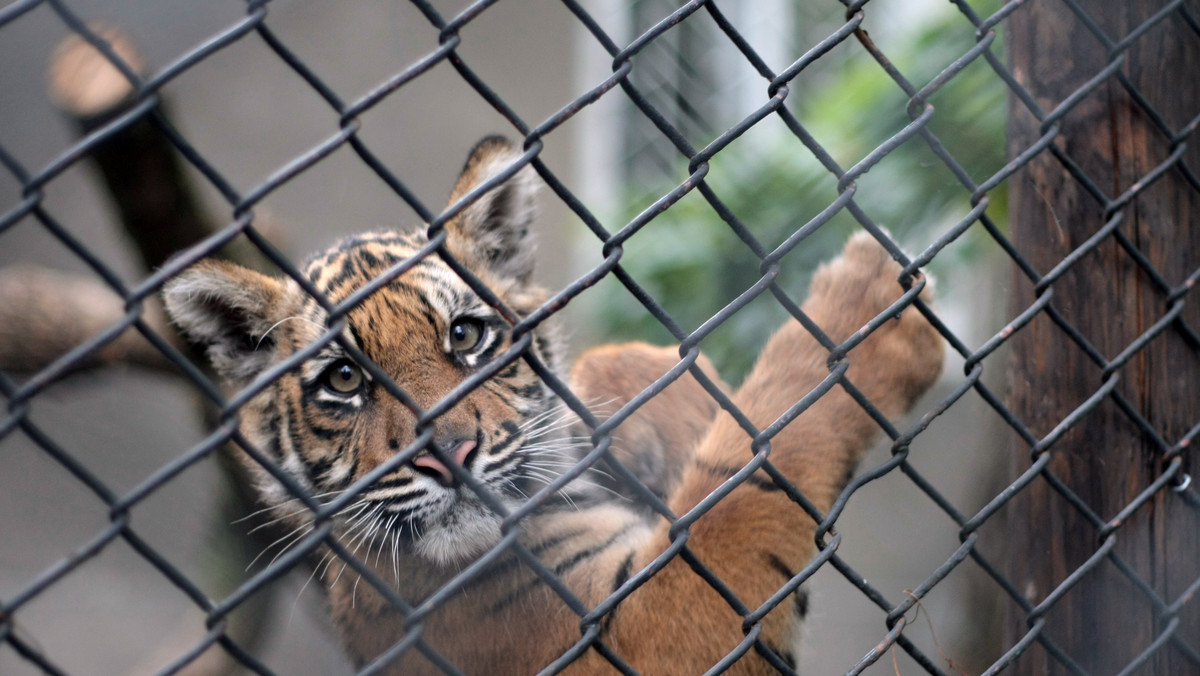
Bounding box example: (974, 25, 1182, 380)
(594, 232, 944, 673)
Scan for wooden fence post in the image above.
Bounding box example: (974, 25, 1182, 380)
(1006, 1, 1200, 673)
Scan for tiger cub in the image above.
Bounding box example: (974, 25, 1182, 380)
(163, 136, 943, 674)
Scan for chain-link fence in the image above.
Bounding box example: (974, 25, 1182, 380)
(1, 0, 1197, 674)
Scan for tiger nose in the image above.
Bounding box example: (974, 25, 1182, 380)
(412, 439, 477, 486)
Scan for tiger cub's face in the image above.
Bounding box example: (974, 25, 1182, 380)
(164, 137, 564, 564)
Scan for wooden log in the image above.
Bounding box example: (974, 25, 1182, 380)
(49, 27, 213, 272)
(0, 266, 176, 373)
(47, 26, 271, 273)
(34, 26, 284, 676)
(1, 27, 280, 376)
(1006, 1, 1200, 673)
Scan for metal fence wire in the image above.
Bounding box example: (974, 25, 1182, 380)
(0, 0, 1198, 675)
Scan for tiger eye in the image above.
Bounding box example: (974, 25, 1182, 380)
(323, 359, 364, 394)
(449, 318, 484, 352)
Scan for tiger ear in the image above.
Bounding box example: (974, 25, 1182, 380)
(162, 259, 292, 384)
(444, 136, 539, 284)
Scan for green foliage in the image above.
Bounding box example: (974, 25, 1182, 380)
(587, 2, 1008, 382)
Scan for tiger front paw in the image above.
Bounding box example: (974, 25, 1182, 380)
(803, 231, 944, 414)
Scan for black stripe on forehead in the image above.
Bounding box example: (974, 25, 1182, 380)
(325, 230, 421, 257)
(303, 231, 427, 295)
(305, 228, 487, 313)
(390, 264, 483, 323)
(302, 236, 493, 360)
(342, 277, 443, 357)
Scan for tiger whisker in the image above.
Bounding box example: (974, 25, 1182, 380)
(242, 491, 359, 541)
(517, 468, 592, 510)
(246, 520, 314, 572)
(286, 548, 336, 632)
(516, 400, 580, 432)
(234, 499, 300, 525)
(337, 504, 387, 609)
(391, 529, 402, 586)
(521, 396, 621, 441)
(256, 315, 327, 350)
(522, 467, 623, 503)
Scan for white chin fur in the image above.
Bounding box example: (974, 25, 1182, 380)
(414, 503, 504, 565)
